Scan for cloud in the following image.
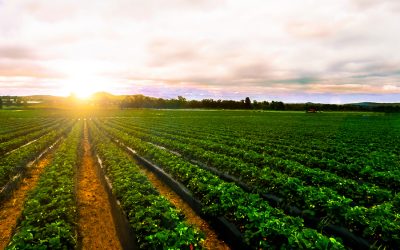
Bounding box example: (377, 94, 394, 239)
(0, 0, 399, 103)
(350, 0, 400, 11)
(146, 39, 204, 67)
(0, 61, 64, 78)
(0, 45, 36, 60)
(285, 20, 346, 39)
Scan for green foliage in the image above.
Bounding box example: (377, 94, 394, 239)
(0, 118, 66, 155)
(0, 120, 74, 189)
(89, 121, 204, 249)
(93, 111, 400, 249)
(7, 122, 82, 249)
(3, 109, 399, 249)
(96, 118, 345, 249)
(101, 115, 399, 246)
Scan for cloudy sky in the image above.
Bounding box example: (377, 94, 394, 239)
(0, 0, 399, 103)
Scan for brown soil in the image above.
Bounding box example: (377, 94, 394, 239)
(77, 122, 122, 250)
(141, 168, 231, 250)
(0, 153, 53, 249)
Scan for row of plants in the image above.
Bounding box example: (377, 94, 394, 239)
(101, 119, 400, 249)
(105, 119, 389, 208)
(6, 121, 83, 249)
(0, 119, 65, 156)
(107, 119, 392, 205)
(109, 114, 400, 179)
(0, 118, 50, 132)
(106, 119, 342, 170)
(0, 119, 75, 188)
(0, 119, 30, 132)
(106, 117, 339, 156)
(124, 113, 400, 174)
(95, 120, 345, 249)
(110, 118, 400, 190)
(88, 121, 205, 249)
(0, 118, 55, 141)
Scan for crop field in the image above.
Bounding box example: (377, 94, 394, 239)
(0, 109, 399, 249)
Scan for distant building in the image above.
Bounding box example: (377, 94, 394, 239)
(306, 108, 318, 113)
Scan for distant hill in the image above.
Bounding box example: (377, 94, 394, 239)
(22, 95, 67, 101)
(349, 102, 400, 107)
(91, 92, 121, 100)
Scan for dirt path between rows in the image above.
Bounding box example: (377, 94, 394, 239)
(141, 168, 231, 250)
(77, 122, 122, 250)
(0, 153, 53, 249)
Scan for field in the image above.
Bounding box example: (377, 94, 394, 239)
(0, 109, 399, 249)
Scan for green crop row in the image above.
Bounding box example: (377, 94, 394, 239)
(0, 118, 54, 141)
(0, 120, 75, 188)
(106, 118, 392, 205)
(0, 118, 48, 134)
(111, 114, 400, 180)
(88, 121, 204, 249)
(0, 119, 65, 156)
(95, 119, 344, 250)
(103, 119, 400, 248)
(7, 121, 83, 249)
(0, 120, 32, 133)
(109, 117, 399, 191)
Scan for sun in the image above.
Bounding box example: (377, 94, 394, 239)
(58, 61, 109, 99)
(68, 80, 96, 99)
(63, 78, 97, 100)
(55, 59, 123, 100)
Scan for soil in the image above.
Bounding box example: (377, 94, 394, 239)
(141, 168, 231, 250)
(0, 153, 53, 249)
(76, 122, 122, 250)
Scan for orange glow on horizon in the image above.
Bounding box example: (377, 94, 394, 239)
(57, 61, 110, 99)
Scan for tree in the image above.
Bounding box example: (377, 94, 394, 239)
(270, 101, 285, 110)
(0, 98, 2, 109)
(245, 97, 252, 109)
(177, 96, 187, 108)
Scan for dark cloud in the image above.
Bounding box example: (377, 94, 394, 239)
(349, 69, 400, 79)
(272, 77, 317, 85)
(0, 45, 36, 60)
(328, 59, 399, 75)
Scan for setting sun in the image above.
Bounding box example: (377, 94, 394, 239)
(65, 79, 96, 99)
(58, 62, 109, 99)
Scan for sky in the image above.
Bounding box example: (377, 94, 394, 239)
(0, 0, 399, 103)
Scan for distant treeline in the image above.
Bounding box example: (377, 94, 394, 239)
(1, 94, 399, 112)
(119, 95, 400, 112)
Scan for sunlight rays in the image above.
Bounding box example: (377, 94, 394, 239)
(57, 61, 110, 99)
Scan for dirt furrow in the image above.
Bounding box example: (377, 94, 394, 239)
(77, 122, 122, 250)
(141, 168, 231, 250)
(0, 153, 53, 249)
